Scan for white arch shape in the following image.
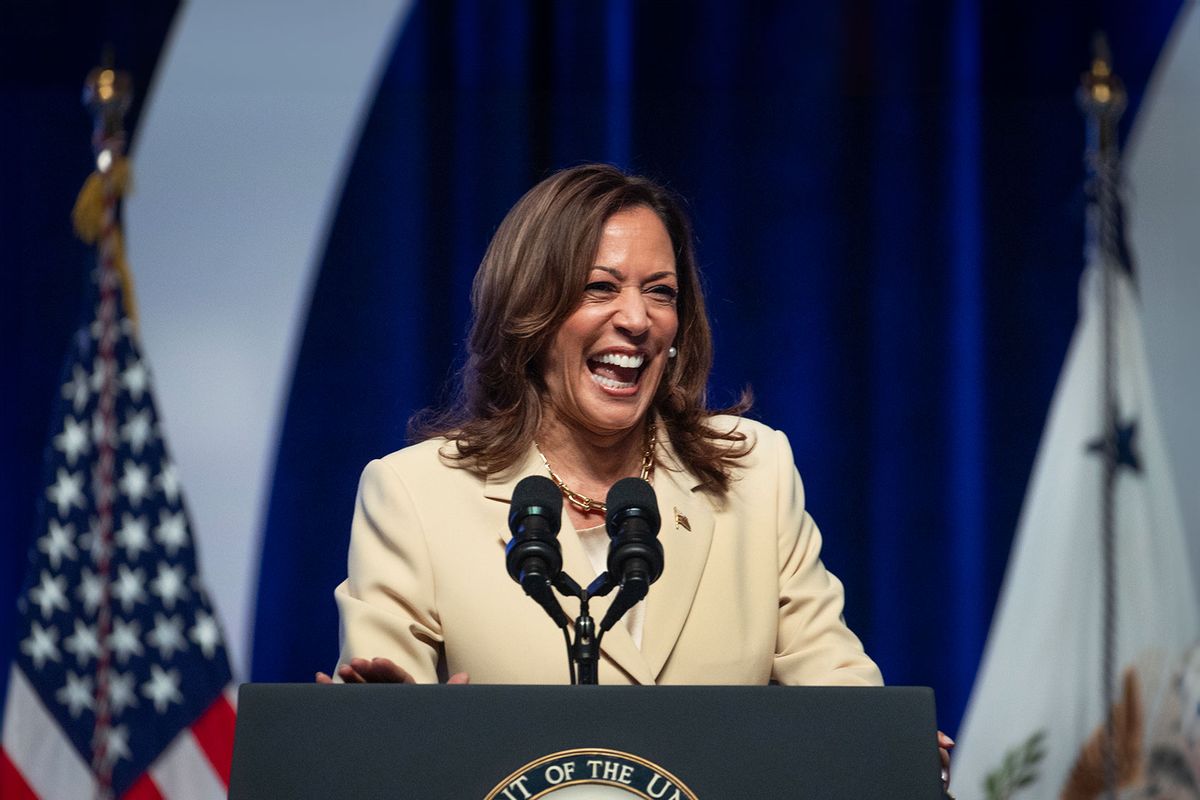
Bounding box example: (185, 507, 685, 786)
(125, 0, 415, 677)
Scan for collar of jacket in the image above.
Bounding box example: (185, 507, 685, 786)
(483, 425, 716, 685)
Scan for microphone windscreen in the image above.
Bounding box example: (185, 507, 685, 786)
(605, 477, 660, 531)
(509, 475, 563, 533)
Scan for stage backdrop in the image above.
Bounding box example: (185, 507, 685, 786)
(4, 0, 1196, 742)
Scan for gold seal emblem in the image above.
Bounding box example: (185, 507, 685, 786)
(485, 747, 699, 799)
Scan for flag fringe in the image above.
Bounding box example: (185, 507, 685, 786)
(71, 156, 139, 327)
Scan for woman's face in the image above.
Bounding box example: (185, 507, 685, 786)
(541, 205, 680, 438)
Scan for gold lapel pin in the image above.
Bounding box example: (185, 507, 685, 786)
(674, 507, 691, 531)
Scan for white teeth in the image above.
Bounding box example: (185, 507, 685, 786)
(591, 373, 636, 390)
(592, 352, 644, 369)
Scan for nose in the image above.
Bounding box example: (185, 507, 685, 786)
(612, 288, 650, 337)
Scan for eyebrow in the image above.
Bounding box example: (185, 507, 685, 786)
(592, 266, 678, 282)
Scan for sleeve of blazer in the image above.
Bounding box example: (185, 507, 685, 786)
(332, 457, 443, 683)
(770, 428, 884, 686)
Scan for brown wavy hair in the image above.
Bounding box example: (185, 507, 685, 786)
(411, 163, 752, 495)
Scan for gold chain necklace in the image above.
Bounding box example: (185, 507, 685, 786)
(536, 424, 656, 514)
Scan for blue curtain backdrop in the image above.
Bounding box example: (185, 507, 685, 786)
(249, 1, 1183, 736)
(3, 1, 1183, 739)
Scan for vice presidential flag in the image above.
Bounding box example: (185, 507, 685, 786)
(0, 158, 236, 799)
(952, 236, 1200, 796)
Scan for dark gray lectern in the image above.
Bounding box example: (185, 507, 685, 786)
(230, 684, 942, 799)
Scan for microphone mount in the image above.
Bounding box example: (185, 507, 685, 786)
(508, 477, 663, 685)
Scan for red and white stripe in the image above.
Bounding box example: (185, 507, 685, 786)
(0, 668, 235, 799)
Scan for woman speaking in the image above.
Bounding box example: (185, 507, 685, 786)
(320, 163, 882, 688)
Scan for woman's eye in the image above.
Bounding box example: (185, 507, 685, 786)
(585, 281, 618, 293)
(650, 285, 678, 300)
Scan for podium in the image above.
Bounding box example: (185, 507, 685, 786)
(230, 684, 943, 798)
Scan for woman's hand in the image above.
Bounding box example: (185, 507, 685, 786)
(315, 656, 469, 685)
(938, 730, 954, 794)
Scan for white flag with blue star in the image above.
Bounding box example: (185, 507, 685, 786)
(953, 249, 1200, 797)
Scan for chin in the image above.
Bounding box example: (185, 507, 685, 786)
(581, 401, 654, 435)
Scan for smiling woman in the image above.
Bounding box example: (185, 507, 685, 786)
(408, 165, 750, 497)
(540, 207, 679, 463)
(321, 164, 885, 691)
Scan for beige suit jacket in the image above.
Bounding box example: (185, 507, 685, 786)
(333, 416, 882, 686)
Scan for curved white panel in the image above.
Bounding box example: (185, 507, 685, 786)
(124, 0, 414, 678)
(1128, 1, 1200, 572)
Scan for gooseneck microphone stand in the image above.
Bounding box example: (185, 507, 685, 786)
(548, 571, 607, 686)
(549, 570, 634, 685)
(507, 476, 662, 685)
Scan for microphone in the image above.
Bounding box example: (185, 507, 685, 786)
(506, 476, 569, 628)
(599, 477, 664, 633)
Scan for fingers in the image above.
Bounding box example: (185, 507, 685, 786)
(936, 730, 953, 791)
(364, 657, 416, 683)
(337, 663, 367, 683)
(322, 658, 469, 685)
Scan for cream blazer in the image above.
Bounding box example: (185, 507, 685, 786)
(333, 416, 882, 687)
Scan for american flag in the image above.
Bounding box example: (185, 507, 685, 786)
(0, 162, 236, 799)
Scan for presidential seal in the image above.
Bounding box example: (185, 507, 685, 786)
(485, 748, 699, 799)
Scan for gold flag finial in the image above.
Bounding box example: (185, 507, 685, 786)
(1078, 33, 1126, 121)
(82, 46, 133, 173)
(75, 48, 139, 326)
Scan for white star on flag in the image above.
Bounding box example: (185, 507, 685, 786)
(107, 617, 145, 664)
(190, 610, 221, 659)
(141, 664, 184, 714)
(20, 621, 61, 669)
(155, 509, 189, 555)
(38, 520, 78, 569)
(118, 460, 152, 506)
(146, 613, 187, 659)
(29, 571, 70, 619)
(89, 357, 116, 395)
(56, 671, 95, 719)
(121, 359, 149, 402)
(78, 517, 112, 565)
(120, 408, 154, 454)
(90, 408, 116, 447)
(106, 671, 138, 716)
(46, 468, 86, 517)
(150, 562, 189, 610)
(53, 415, 90, 465)
(63, 619, 101, 666)
(99, 724, 132, 767)
(61, 363, 91, 413)
(76, 566, 105, 616)
(112, 564, 148, 613)
(115, 512, 151, 559)
(155, 460, 181, 504)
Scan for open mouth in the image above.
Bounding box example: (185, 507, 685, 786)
(587, 352, 645, 391)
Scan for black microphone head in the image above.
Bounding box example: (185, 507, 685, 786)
(506, 475, 564, 585)
(604, 477, 660, 536)
(604, 477, 664, 585)
(509, 475, 562, 535)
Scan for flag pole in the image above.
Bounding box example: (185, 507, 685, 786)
(76, 51, 139, 327)
(1076, 33, 1127, 800)
(79, 52, 134, 800)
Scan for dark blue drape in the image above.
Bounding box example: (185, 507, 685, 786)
(2, 1, 1183, 741)
(251, 1, 1184, 736)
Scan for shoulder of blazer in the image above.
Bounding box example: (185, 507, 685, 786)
(700, 413, 783, 472)
(374, 437, 485, 490)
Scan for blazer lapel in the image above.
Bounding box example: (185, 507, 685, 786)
(641, 436, 714, 682)
(487, 446, 655, 685)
